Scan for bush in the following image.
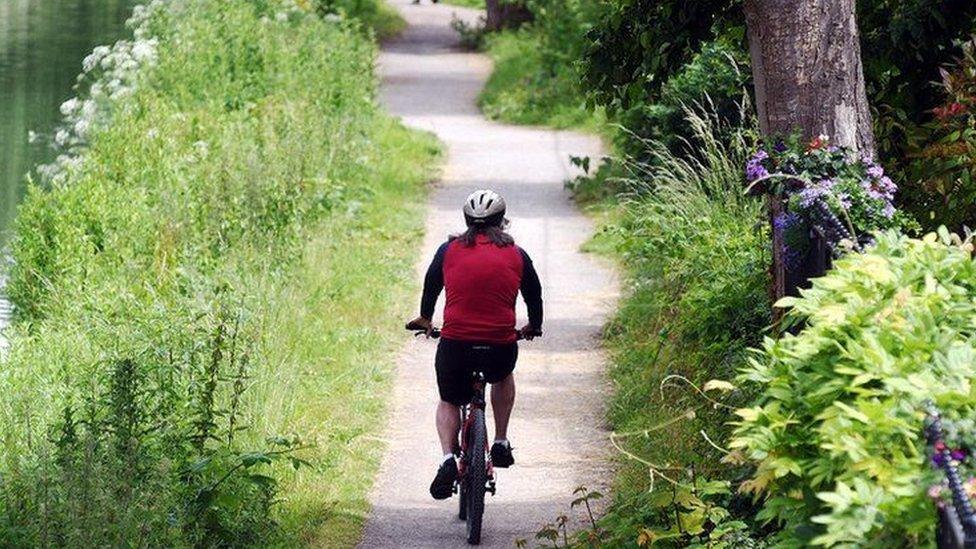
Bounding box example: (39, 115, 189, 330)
(731, 230, 976, 546)
(589, 109, 771, 546)
(615, 40, 751, 163)
(0, 0, 436, 545)
(901, 37, 976, 233)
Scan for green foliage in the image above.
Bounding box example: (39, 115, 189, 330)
(629, 476, 768, 549)
(581, 0, 741, 113)
(901, 37, 976, 232)
(440, 0, 484, 8)
(587, 108, 771, 546)
(859, 0, 976, 162)
(730, 230, 976, 546)
(451, 14, 487, 51)
(582, 0, 976, 209)
(615, 39, 751, 162)
(311, 0, 407, 38)
(0, 0, 439, 545)
(477, 0, 605, 130)
(517, 486, 607, 548)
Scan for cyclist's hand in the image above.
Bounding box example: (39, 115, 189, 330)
(519, 324, 541, 340)
(407, 316, 434, 338)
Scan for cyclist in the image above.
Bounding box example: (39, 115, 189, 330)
(407, 189, 543, 500)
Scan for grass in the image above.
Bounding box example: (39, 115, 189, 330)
(261, 119, 441, 546)
(480, 31, 605, 132)
(362, 0, 408, 39)
(576, 110, 772, 545)
(0, 0, 442, 545)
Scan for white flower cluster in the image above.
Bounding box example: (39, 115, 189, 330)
(37, 0, 169, 183)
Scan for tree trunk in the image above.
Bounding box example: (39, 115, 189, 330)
(485, 0, 532, 32)
(744, 0, 875, 316)
(744, 0, 875, 152)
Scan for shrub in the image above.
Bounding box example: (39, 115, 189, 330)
(731, 230, 976, 546)
(615, 40, 751, 163)
(590, 108, 771, 546)
(901, 37, 976, 233)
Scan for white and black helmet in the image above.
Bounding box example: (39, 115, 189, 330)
(463, 189, 506, 226)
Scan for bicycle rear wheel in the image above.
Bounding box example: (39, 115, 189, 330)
(465, 408, 487, 545)
(458, 475, 467, 520)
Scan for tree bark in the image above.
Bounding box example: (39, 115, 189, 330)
(744, 0, 875, 316)
(744, 0, 875, 152)
(485, 0, 532, 32)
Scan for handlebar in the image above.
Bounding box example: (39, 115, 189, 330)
(404, 321, 541, 341)
(405, 319, 441, 338)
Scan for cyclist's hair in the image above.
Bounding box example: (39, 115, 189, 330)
(451, 222, 514, 247)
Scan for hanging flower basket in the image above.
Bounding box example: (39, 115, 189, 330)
(745, 135, 916, 294)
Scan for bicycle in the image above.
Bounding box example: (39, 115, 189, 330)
(406, 320, 539, 545)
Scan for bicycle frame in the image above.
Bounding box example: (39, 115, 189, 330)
(456, 370, 495, 496)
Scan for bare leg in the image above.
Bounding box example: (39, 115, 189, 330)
(490, 374, 516, 441)
(436, 400, 461, 455)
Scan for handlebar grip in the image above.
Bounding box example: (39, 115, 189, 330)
(405, 320, 440, 339)
(405, 320, 428, 331)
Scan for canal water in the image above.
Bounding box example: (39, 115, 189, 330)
(0, 0, 139, 327)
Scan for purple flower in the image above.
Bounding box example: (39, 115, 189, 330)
(866, 164, 885, 180)
(863, 185, 885, 200)
(933, 453, 947, 466)
(837, 193, 852, 209)
(883, 202, 896, 219)
(774, 212, 805, 270)
(952, 448, 967, 461)
(774, 141, 788, 153)
(773, 211, 802, 232)
(783, 244, 804, 271)
(879, 176, 896, 195)
(798, 178, 835, 208)
(861, 174, 897, 202)
(746, 150, 770, 182)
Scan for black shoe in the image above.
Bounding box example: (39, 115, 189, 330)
(490, 442, 514, 468)
(430, 459, 458, 500)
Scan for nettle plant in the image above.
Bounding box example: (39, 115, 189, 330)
(745, 136, 912, 270)
(730, 230, 976, 546)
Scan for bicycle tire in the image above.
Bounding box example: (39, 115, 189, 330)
(466, 408, 487, 545)
(458, 475, 467, 520)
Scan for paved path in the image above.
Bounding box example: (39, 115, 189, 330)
(360, 2, 619, 547)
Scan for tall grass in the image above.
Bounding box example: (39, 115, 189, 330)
(586, 108, 771, 544)
(0, 0, 439, 545)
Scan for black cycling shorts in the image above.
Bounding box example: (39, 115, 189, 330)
(435, 338, 518, 406)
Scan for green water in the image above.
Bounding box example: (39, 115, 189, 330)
(0, 0, 138, 241)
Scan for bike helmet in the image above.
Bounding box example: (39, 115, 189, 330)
(463, 189, 506, 226)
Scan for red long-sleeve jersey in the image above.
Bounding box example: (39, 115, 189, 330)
(420, 235, 543, 344)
